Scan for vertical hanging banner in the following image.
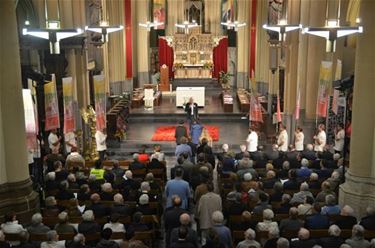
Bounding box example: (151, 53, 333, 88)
(62, 77, 76, 133)
(316, 61, 333, 118)
(331, 59, 342, 115)
(153, 0, 165, 29)
(44, 74, 60, 131)
(249, 94, 263, 123)
(221, 0, 235, 23)
(276, 94, 282, 122)
(22, 89, 37, 150)
(249, 0, 257, 76)
(295, 90, 301, 120)
(94, 75, 106, 131)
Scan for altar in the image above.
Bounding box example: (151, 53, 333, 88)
(167, 27, 222, 79)
(176, 87, 205, 107)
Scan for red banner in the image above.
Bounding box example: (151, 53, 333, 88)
(276, 94, 282, 123)
(249, 94, 263, 123)
(213, 37, 228, 79)
(249, 0, 257, 76)
(295, 90, 301, 120)
(44, 74, 60, 131)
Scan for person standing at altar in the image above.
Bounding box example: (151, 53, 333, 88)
(313, 124, 327, 153)
(246, 127, 258, 154)
(333, 123, 345, 155)
(185, 98, 198, 127)
(95, 128, 107, 161)
(277, 124, 289, 152)
(294, 127, 304, 152)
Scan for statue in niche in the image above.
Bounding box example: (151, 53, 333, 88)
(267, 0, 284, 40)
(88, 0, 101, 25)
(189, 37, 198, 50)
(185, 0, 203, 25)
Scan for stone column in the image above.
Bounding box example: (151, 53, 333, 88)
(136, 0, 150, 87)
(236, 0, 250, 89)
(339, 0, 375, 218)
(0, 0, 38, 222)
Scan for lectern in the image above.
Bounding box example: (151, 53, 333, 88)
(159, 64, 170, 91)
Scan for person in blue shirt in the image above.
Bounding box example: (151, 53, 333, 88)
(321, 194, 341, 215)
(190, 119, 203, 145)
(297, 158, 312, 179)
(175, 137, 192, 161)
(305, 203, 330, 229)
(165, 167, 191, 210)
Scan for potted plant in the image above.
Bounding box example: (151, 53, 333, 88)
(219, 71, 233, 90)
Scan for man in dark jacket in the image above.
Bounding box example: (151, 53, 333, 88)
(175, 120, 188, 145)
(164, 196, 189, 246)
(170, 214, 199, 248)
(96, 228, 119, 248)
(318, 224, 345, 248)
(304, 203, 330, 229)
(359, 206, 375, 230)
(290, 228, 317, 248)
(85, 193, 109, 218)
(170, 226, 196, 248)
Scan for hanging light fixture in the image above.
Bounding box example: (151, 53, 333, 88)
(221, 20, 246, 31)
(302, 0, 362, 52)
(262, 19, 301, 42)
(175, 20, 199, 34)
(85, 4, 123, 43)
(139, 20, 164, 31)
(22, 0, 83, 54)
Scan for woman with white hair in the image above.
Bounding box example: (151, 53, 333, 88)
(236, 228, 261, 248)
(321, 194, 341, 215)
(78, 210, 100, 236)
(27, 213, 50, 234)
(40, 230, 65, 248)
(290, 182, 314, 205)
(318, 224, 345, 247)
(256, 209, 279, 232)
(333, 205, 358, 229)
(54, 212, 76, 234)
(100, 182, 114, 201)
(345, 224, 371, 248)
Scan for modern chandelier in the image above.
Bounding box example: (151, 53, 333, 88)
(302, 0, 362, 52)
(22, 0, 83, 54)
(221, 20, 247, 32)
(139, 20, 164, 31)
(262, 19, 301, 42)
(175, 20, 199, 34)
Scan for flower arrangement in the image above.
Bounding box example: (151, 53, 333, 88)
(173, 63, 184, 69)
(203, 61, 214, 70)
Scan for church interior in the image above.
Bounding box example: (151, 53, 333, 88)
(0, 0, 375, 247)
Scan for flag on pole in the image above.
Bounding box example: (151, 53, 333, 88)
(62, 77, 76, 133)
(316, 61, 333, 118)
(249, 94, 263, 123)
(295, 90, 301, 120)
(94, 75, 106, 131)
(22, 89, 37, 150)
(44, 74, 60, 131)
(332, 59, 342, 115)
(276, 94, 282, 123)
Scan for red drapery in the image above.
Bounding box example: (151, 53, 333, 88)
(213, 37, 228, 79)
(158, 38, 174, 79)
(249, 0, 257, 76)
(124, 0, 132, 78)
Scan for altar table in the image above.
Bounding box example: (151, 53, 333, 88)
(176, 87, 205, 107)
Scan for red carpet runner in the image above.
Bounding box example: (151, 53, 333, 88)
(151, 125, 219, 142)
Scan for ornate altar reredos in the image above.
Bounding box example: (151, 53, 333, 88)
(164, 27, 224, 78)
